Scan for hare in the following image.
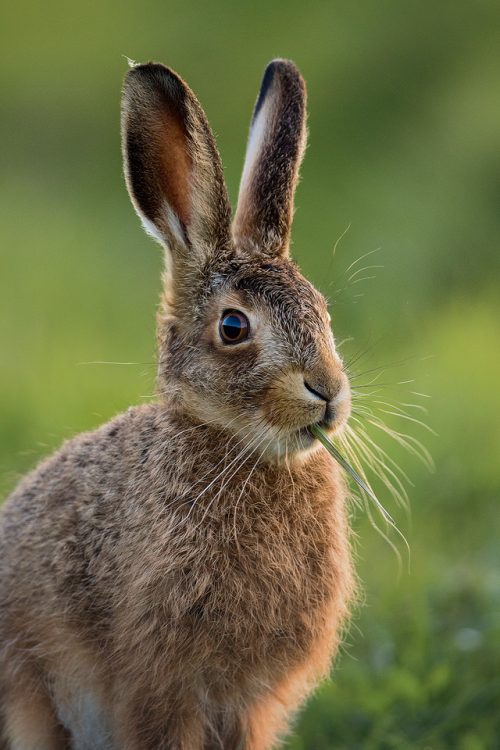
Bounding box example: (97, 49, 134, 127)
(0, 59, 355, 749)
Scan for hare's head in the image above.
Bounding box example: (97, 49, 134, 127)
(122, 60, 350, 459)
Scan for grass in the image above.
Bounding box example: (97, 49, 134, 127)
(309, 422, 397, 527)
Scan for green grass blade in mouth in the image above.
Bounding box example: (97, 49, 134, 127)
(308, 423, 395, 526)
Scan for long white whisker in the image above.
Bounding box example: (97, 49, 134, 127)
(349, 418, 412, 487)
(191, 425, 273, 538)
(347, 264, 384, 283)
(372, 403, 437, 435)
(366, 418, 434, 470)
(346, 425, 409, 509)
(230, 430, 276, 549)
(157, 421, 269, 537)
(344, 247, 381, 276)
(185, 416, 267, 494)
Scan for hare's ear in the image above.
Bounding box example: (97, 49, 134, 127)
(121, 63, 232, 281)
(232, 59, 307, 258)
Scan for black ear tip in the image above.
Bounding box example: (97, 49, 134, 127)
(265, 58, 304, 83)
(254, 59, 305, 119)
(254, 62, 277, 118)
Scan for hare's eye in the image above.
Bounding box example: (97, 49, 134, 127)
(219, 310, 250, 344)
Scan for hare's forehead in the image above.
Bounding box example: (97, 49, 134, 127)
(208, 265, 329, 329)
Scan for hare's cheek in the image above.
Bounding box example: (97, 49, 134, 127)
(259, 389, 315, 432)
(209, 344, 263, 395)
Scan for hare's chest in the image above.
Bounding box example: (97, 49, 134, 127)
(196, 507, 338, 666)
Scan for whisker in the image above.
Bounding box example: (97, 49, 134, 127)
(343, 338, 383, 373)
(339, 431, 410, 562)
(346, 425, 410, 509)
(371, 402, 437, 435)
(349, 275, 377, 285)
(326, 223, 352, 279)
(353, 397, 433, 458)
(343, 247, 381, 276)
(172, 415, 237, 441)
(188, 421, 269, 504)
(230, 430, 276, 549)
(366, 417, 434, 471)
(347, 264, 384, 283)
(191, 425, 273, 537)
(361, 490, 405, 575)
(349, 417, 413, 487)
(149, 419, 268, 538)
(166, 425, 269, 537)
(183, 416, 251, 491)
(332, 223, 352, 258)
(397, 401, 429, 414)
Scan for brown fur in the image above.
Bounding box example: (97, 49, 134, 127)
(0, 60, 356, 749)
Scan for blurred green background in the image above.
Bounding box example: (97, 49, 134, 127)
(1, 1, 499, 747)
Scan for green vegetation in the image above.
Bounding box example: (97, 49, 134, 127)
(1, 1, 499, 746)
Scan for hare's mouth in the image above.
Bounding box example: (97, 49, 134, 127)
(259, 414, 350, 463)
(296, 406, 346, 443)
(295, 420, 336, 448)
(278, 409, 349, 455)
(296, 425, 317, 446)
(268, 421, 334, 459)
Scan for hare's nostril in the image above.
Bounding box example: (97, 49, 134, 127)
(304, 380, 329, 402)
(304, 378, 341, 428)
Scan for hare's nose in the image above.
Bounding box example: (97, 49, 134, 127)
(303, 376, 340, 403)
(303, 380, 331, 402)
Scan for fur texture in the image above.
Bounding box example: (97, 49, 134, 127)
(0, 59, 356, 749)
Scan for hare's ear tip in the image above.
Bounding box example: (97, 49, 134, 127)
(264, 58, 303, 79)
(254, 59, 305, 119)
(266, 58, 298, 69)
(124, 60, 169, 79)
(123, 61, 185, 99)
(258, 59, 305, 98)
(122, 58, 166, 74)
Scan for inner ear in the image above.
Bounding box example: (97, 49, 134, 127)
(122, 63, 232, 257)
(124, 76, 193, 240)
(155, 104, 192, 229)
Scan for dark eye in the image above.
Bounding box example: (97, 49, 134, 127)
(219, 310, 250, 344)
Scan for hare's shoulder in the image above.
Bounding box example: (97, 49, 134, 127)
(0, 402, 175, 530)
(0, 402, 177, 606)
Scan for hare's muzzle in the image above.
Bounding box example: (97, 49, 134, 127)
(302, 365, 351, 432)
(262, 365, 351, 443)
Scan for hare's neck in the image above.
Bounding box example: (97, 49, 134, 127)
(181, 428, 339, 518)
